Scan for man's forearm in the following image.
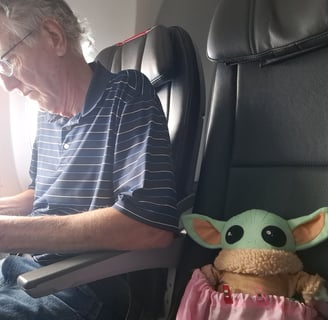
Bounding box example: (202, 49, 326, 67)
(0, 206, 174, 253)
(0, 189, 34, 216)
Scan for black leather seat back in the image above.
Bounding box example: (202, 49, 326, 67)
(96, 25, 204, 200)
(169, 0, 328, 317)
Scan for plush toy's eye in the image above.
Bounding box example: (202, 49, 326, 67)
(225, 225, 244, 244)
(262, 225, 287, 247)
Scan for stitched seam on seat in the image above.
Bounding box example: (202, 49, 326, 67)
(248, 0, 256, 55)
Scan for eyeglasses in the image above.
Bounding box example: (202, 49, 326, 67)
(0, 30, 34, 77)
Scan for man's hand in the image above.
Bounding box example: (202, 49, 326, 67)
(0, 189, 34, 216)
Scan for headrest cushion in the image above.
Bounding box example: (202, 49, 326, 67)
(207, 0, 328, 65)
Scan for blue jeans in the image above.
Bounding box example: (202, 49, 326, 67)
(0, 255, 124, 319)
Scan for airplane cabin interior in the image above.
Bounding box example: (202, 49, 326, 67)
(1, 0, 328, 319)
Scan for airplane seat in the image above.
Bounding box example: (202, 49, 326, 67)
(17, 25, 205, 320)
(168, 0, 328, 317)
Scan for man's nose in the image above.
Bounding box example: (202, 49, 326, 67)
(0, 74, 21, 92)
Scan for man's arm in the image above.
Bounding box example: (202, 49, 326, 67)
(0, 189, 34, 216)
(0, 206, 174, 253)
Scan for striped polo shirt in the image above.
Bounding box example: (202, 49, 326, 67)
(28, 62, 178, 243)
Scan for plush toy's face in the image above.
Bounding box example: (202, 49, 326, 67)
(218, 211, 296, 251)
(181, 208, 328, 252)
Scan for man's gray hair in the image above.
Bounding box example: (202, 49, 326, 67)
(0, 0, 92, 54)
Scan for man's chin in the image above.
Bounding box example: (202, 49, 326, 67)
(26, 91, 39, 101)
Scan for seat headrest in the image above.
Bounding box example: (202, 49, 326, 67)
(97, 25, 174, 86)
(207, 0, 328, 65)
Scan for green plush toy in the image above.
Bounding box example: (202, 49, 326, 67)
(181, 208, 328, 305)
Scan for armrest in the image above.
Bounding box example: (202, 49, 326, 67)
(17, 237, 184, 298)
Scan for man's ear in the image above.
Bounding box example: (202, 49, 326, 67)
(288, 207, 328, 250)
(41, 18, 67, 56)
(181, 214, 225, 249)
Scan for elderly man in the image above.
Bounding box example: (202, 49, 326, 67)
(0, 0, 178, 319)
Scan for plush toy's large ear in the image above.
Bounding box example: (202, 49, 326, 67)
(180, 213, 225, 249)
(288, 207, 328, 251)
